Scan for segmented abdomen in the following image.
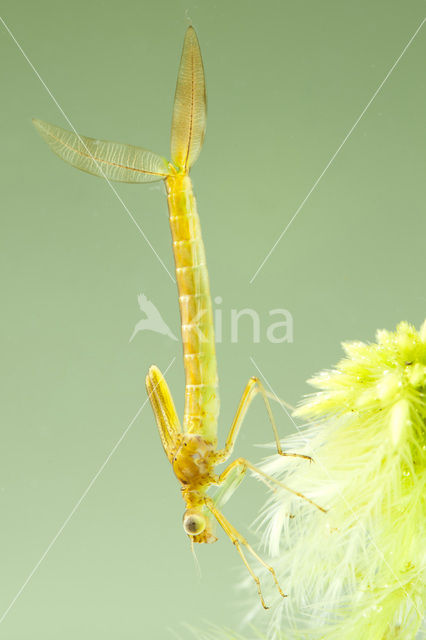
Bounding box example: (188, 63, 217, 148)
(165, 174, 219, 443)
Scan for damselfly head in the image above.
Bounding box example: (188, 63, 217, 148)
(183, 508, 217, 544)
(183, 508, 205, 535)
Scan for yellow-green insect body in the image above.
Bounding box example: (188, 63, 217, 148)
(34, 26, 324, 608)
(166, 171, 219, 443)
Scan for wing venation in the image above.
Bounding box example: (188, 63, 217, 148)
(170, 26, 206, 171)
(33, 119, 171, 183)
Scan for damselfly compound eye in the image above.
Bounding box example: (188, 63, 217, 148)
(183, 511, 206, 535)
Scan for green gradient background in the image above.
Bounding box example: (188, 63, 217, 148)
(1, 1, 425, 638)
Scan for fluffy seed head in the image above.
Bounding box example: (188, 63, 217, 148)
(252, 321, 426, 639)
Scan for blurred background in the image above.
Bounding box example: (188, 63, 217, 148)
(0, 0, 425, 637)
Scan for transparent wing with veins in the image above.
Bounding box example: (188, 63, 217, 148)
(33, 119, 171, 183)
(170, 26, 206, 172)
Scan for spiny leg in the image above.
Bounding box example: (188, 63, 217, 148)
(234, 541, 269, 609)
(215, 376, 311, 464)
(145, 365, 181, 462)
(218, 457, 327, 513)
(204, 497, 286, 609)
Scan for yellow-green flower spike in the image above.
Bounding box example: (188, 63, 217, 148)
(251, 321, 426, 639)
